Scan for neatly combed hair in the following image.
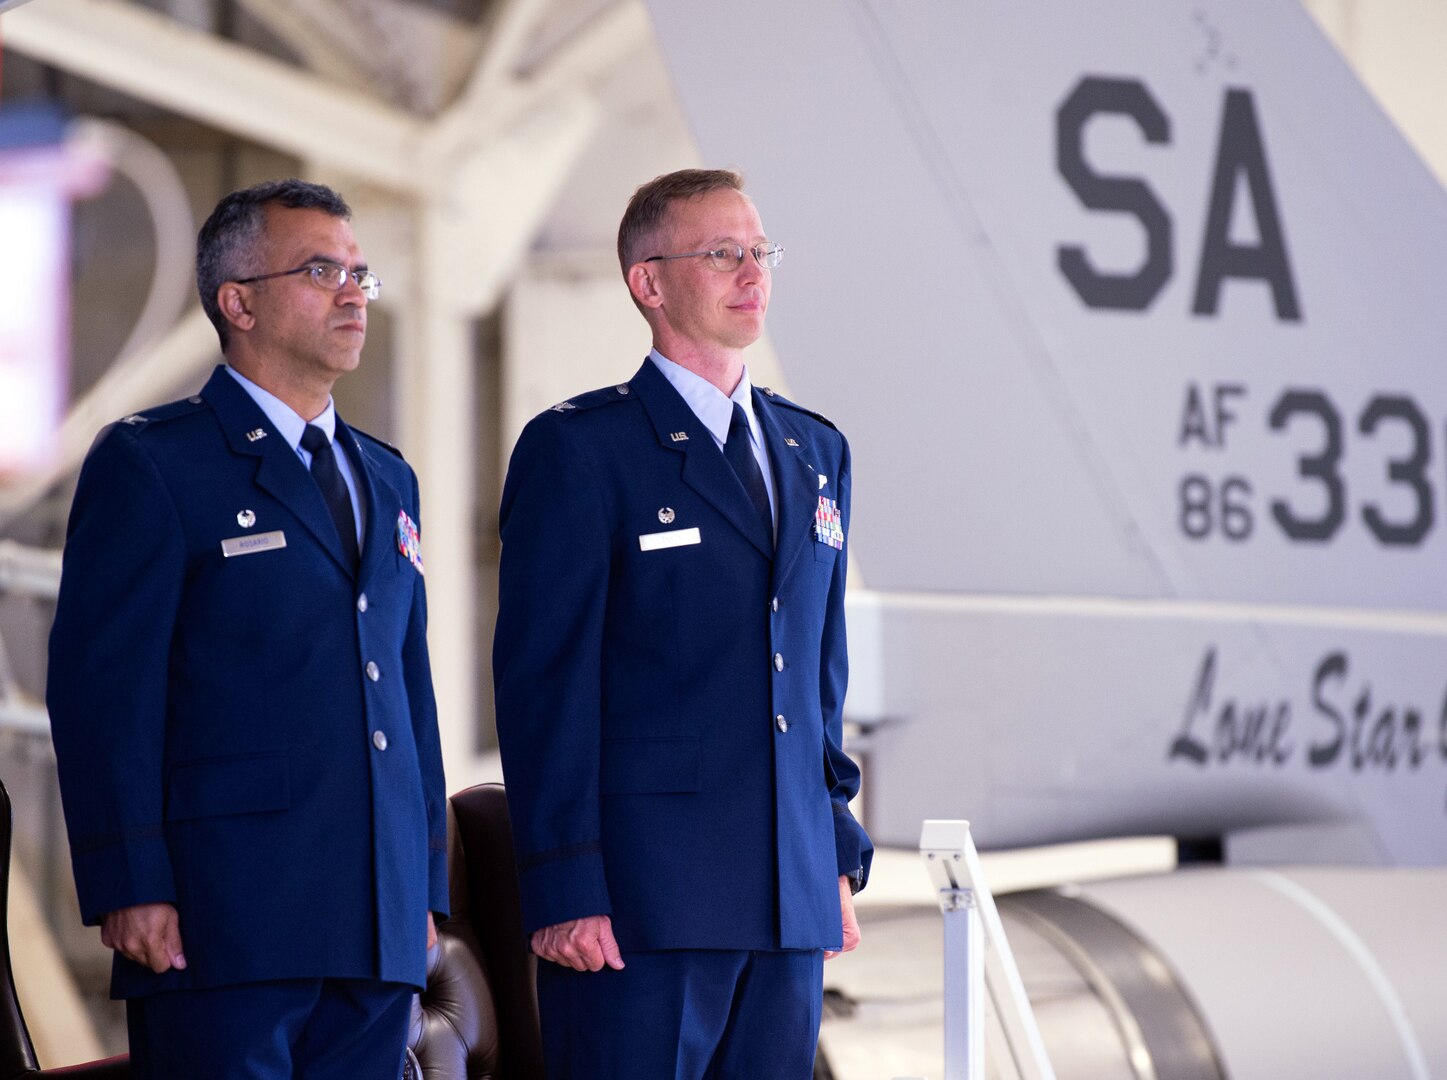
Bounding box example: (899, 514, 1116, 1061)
(616, 168, 744, 276)
(195, 178, 352, 350)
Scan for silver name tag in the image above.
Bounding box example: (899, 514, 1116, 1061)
(638, 527, 701, 552)
(221, 530, 287, 557)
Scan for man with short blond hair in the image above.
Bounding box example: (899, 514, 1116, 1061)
(495, 168, 872, 1078)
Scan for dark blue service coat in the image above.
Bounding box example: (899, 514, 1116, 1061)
(47, 366, 448, 998)
(494, 359, 872, 953)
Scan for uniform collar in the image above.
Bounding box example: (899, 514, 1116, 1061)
(225, 365, 336, 453)
(648, 348, 762, 450)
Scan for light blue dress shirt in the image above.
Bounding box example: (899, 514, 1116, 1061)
(648, 348, 777, 533)
(225, 366, 365, 546)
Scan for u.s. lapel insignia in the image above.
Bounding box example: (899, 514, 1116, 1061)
(396, 509, 424, 574)
(669, 431, 689, 442)
(813, 495, 845, 550)
(784, 437, 799, 447)
(246, 428, 268, 442)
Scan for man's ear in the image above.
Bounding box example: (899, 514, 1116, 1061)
(627, 263, 664, 310)
(217, 283, 257, 332)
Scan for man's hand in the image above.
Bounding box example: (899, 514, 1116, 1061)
(101, 903, 186, 974)
(530, 914, 625, 972)
(427, 911, 438, 950)
(825, 875, 862, 961)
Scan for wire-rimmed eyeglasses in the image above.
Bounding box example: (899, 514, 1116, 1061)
(643, 242, 784, 272)
(235, 261, 382, 300)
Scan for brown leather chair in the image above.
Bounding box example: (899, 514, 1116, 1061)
(407, 783, 544, 1080)
(0, 780, 129, 1079)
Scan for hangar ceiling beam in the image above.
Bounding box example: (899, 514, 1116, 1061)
(236, 0, 481, 113)
(469, 0, 550, 108)
(428, 0, 648, 160)
(2, 0, 426, 190)
(233, 0, 380, 91)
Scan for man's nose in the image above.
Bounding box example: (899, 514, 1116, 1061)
(737, 251, 765, 284)
(337, 276, 367, 306)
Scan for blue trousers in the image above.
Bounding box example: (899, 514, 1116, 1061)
(537, 949, 824, 1080)
(125, 977, 413, 1080)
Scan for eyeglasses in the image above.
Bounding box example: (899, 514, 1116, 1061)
(235, 261, 382, 300)
(643, 242, 784, 272)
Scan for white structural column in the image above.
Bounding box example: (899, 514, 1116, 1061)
(394, 100, 603, 783)
(393, 200, 479, 782)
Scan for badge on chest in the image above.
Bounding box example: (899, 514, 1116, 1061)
(814, 496, 844, 550)
(397, 510, 424, 574)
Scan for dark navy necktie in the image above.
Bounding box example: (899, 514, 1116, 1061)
(301, 424, 360, 568)
(724, 402, 773, 540)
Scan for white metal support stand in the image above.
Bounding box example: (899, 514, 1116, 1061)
(939, 868, 986, 1079)
(921, 820, 1057, 1080)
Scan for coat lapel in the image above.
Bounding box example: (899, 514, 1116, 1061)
(630, 361, 774, 560)
(202, 367, 357, 578)
(754, 391, 818, 590)
(341, 420, 407, 590)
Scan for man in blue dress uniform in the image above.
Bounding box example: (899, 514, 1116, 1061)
(494, 169, 872, 1078)
(47, 179, 447, 1078)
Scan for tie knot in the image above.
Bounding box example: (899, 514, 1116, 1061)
(728, 402, 750, 443)
(301, 424, 330, 454)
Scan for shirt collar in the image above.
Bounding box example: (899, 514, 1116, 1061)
(648, 348, 761, 448)
(225, 365, 336, 451)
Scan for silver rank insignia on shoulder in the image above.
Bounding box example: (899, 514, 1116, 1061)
(246, 428, 267, 442)
(119, 414, 147, 425)
(549, 401, 576, 412)
(784, 437, 799, 447)
(669, 431, 689, 443)
(237, 509, 256, 528)
(658, 507, 675, 524)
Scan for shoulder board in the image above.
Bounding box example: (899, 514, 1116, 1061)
(757, 386, 837, 430)
(350, 427, 405, 460)
(542, 381, 637, 417)
(111, 393, 208, 431)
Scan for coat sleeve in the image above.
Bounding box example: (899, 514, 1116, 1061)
(493, 416, 613, 934)
(47, 428, 183, 924)
(402, 469, 450, 917)
(819, 433, 874, 888)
